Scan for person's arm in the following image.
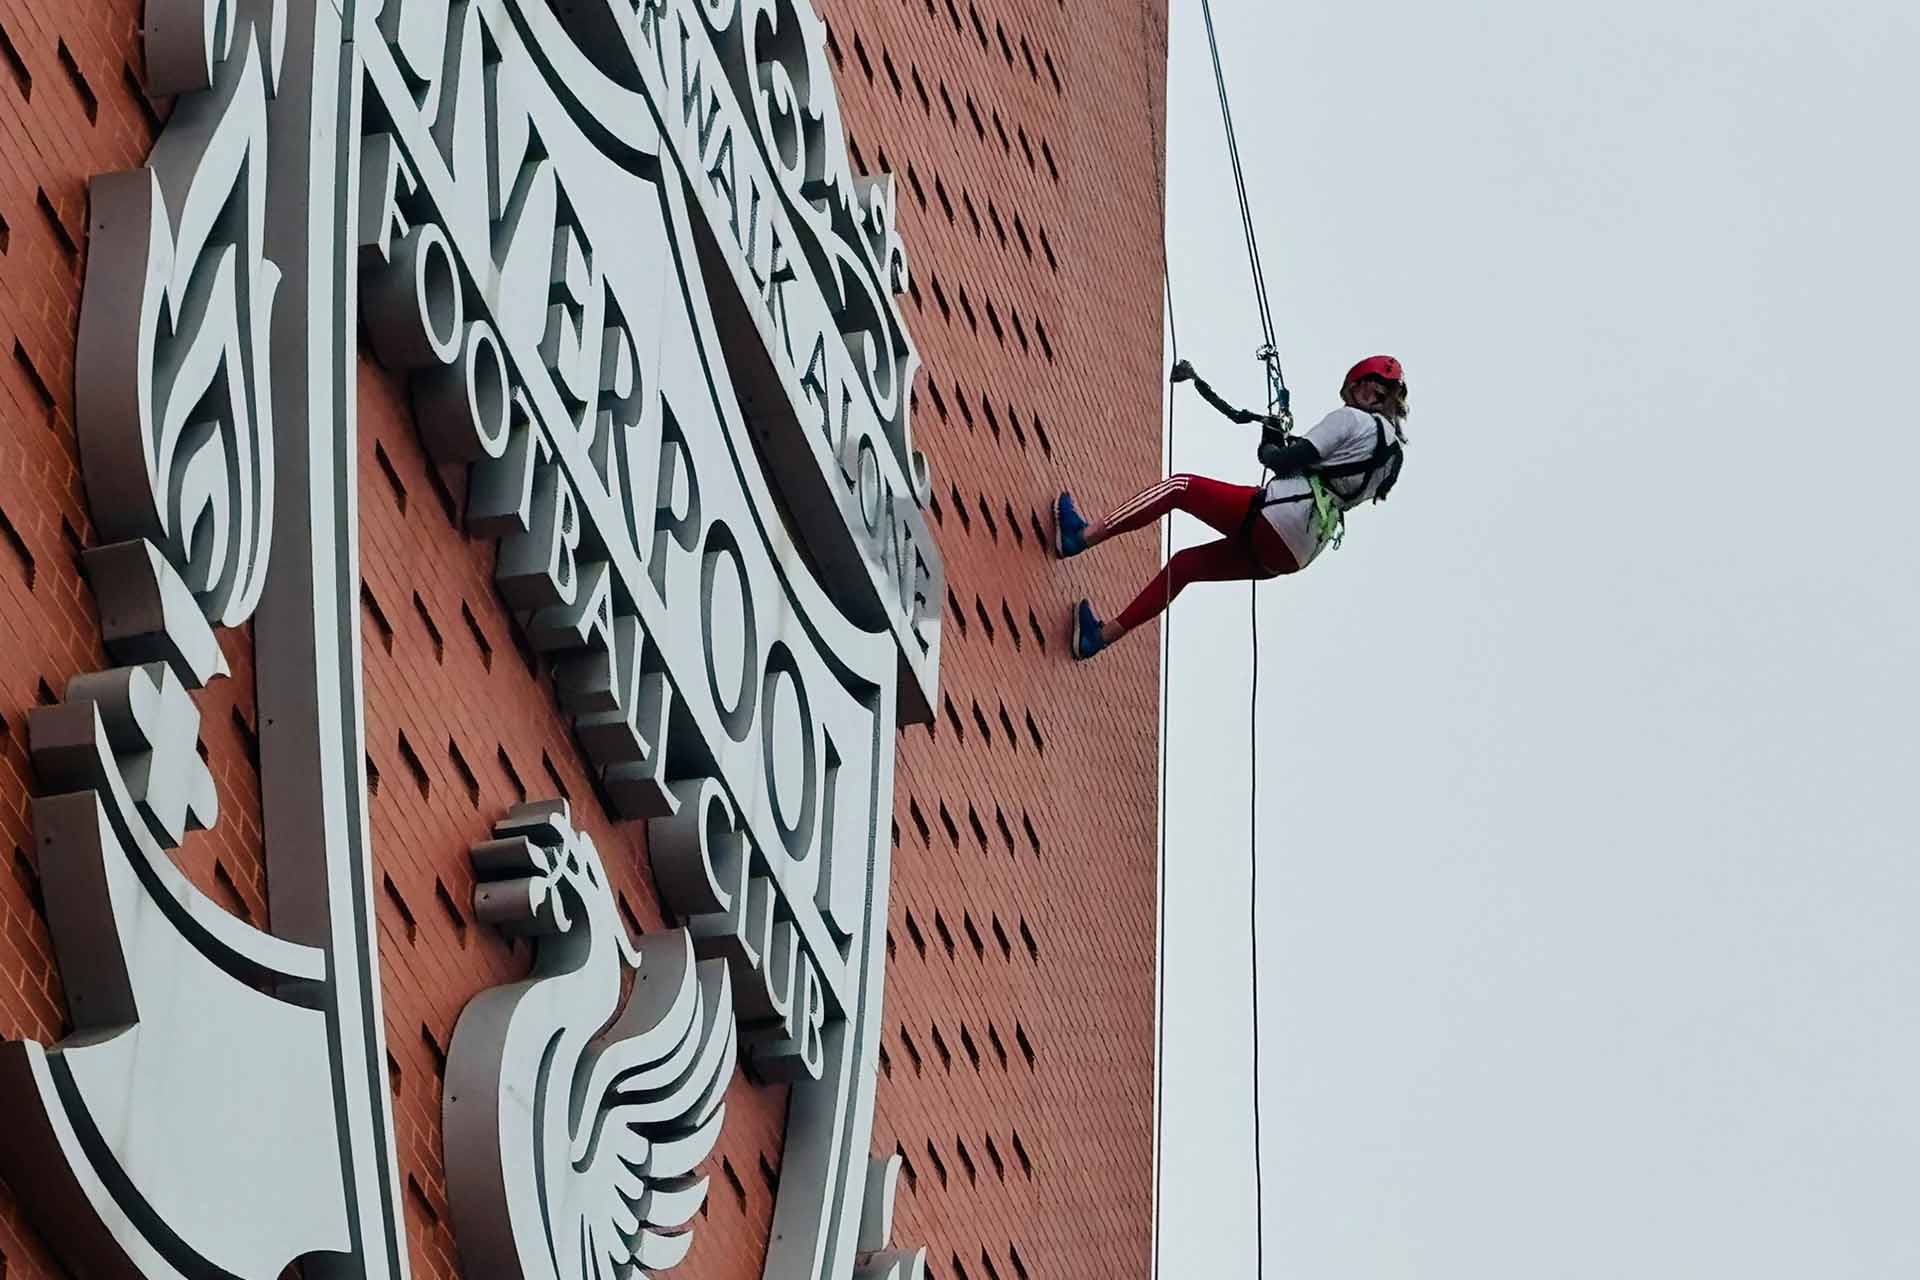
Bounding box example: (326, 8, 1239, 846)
(1257, 437, 1321, 477)
(1172, 360, 1262, 426)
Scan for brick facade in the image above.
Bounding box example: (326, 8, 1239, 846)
(0, 1, 1168, 1277)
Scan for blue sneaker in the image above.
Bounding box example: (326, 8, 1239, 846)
(1070, 599, 1108, 660)
(1053, 491, 1089, 559)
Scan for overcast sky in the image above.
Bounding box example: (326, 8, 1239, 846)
(1152, 2, 1919, 1276)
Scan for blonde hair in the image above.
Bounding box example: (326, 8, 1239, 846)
(1344, 379, 1410, 426)
(1380, 381, 1409, 425)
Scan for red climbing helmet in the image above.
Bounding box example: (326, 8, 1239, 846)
(1344, 355, 1405, 388)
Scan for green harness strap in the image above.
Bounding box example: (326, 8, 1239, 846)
(1303, 413, 1405, 551)
(1307, 474, 1346, 551)
(1258, 413, 1403, 555)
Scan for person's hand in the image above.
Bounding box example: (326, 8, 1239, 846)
(1169, 359, 1195, 383)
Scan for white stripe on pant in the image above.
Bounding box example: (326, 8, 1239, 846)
(1098, 475, 1188, 533)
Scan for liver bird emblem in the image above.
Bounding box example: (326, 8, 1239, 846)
(444, 800, 736, 1280)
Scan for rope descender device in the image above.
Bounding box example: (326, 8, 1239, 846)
(1253, 343, 1292, 464)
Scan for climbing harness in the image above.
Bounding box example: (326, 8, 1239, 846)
(1309, 414, 1407, 548)
(1206, 398, 1402, 564)
(1254, 411, 1407, 552)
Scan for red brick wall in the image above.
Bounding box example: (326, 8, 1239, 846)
(0, 1, 1169, 1277)
(817, 2, 1170, 1276)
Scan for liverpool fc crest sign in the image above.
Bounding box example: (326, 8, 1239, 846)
(0, 2, 938, 1278)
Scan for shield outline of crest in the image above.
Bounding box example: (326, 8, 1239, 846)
(0, 2, 936, 1278)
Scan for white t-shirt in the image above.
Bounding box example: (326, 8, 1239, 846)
(1257, 407, 1403, 568)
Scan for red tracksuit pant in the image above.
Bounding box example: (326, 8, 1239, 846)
(1104, 474, 1300, 631)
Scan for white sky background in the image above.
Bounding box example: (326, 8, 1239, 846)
(1152, 2, 1920, 1276)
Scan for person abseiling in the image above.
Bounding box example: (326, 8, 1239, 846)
(1053, 356, 1409, 660)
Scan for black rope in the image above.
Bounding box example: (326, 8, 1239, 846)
(1150, 7, 1280, 1276)
(1194, 4, 1272, 1276)
(1152, 269, 1178, 1280)
(1246, 493, 1266, 1280)
(1200, 0, 1271, 346)
(1198, 0, 1288, 413)
(1149, 0, 1177, 1265)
